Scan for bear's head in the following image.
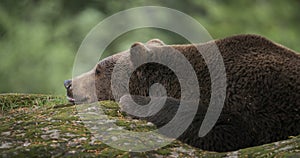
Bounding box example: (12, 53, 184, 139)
(64, 39, 165, 104)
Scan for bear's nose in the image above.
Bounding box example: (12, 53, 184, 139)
(64, 80, 72, 89)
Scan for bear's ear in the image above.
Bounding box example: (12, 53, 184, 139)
(146, 39, 165, 46)
(130, 42, 149, 58)
(130, 42, 149, 65)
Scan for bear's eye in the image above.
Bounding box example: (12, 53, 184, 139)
(95, 68, 101, 75)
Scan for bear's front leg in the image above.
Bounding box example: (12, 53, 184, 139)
(119, 95, 181, 127)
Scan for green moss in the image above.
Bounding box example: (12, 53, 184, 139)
(156, 148, 171, 155)
(0, 94, 299, 157)
(0, 93, 67, 111)
(98, 148, 124, 157)
(115, 120, 131, 127)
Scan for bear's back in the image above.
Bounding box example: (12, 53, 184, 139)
(169, 35, 300, 151)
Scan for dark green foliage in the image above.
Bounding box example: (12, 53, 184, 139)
(0, 0, 300, 94)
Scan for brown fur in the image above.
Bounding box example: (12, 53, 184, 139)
(64, 34, 300, 151)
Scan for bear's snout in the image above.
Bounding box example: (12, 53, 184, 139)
(64, 80, 72, 90)
(64, 79, 75, 103)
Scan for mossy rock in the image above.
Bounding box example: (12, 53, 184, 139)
(0, 94, 299, 157)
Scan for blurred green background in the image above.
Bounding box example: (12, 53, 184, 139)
(0, 0, 299, 95)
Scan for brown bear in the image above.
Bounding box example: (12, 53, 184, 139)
(64, 34, 300, 152)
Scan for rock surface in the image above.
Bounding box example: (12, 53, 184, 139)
(0, 94, 299, 157)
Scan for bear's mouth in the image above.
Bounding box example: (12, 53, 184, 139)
(67, 96, 75, 103)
